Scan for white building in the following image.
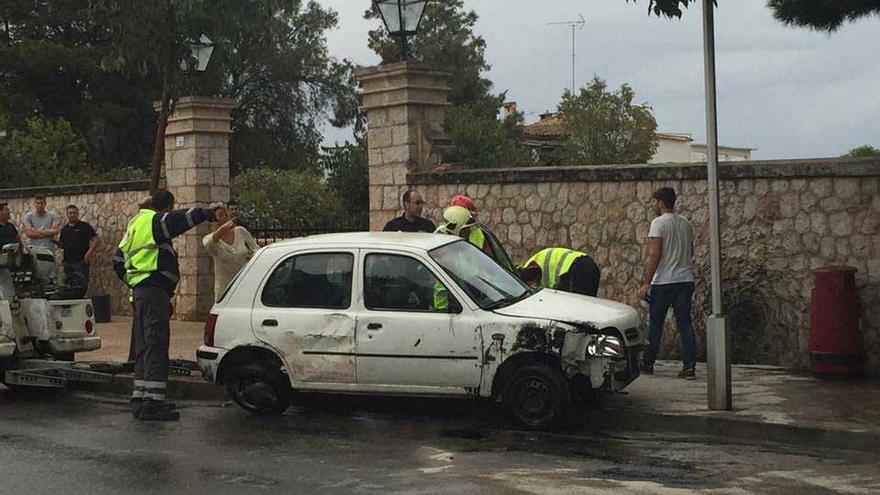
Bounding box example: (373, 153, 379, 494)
(651, 133, 753, 163)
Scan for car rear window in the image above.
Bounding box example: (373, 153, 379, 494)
(261, 252, 353, 309)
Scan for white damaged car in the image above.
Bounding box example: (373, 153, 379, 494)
(197, 233, 644, 428)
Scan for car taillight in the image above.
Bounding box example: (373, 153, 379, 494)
(85, 304, 94, 318)
(204, 313, 218, 347)
(85, 320, 94, 334)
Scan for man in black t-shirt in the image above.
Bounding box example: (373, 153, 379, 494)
(0, 202, 19, 248)
(59, 204, 100, 297)
(382, 190, 436, 233)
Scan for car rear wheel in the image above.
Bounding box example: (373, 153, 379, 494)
(503, 364, 570, 429)
(226, 362, 290, 416)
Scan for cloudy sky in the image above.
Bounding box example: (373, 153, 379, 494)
(317, 1, 879, 159)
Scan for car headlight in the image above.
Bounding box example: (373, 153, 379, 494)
(586, 335, 625, 358)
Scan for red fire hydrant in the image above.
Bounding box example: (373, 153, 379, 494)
(810, 266, 864, 378)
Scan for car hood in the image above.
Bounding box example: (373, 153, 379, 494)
(493, 289, 639, 331)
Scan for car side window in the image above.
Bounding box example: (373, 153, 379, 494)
(364, 253, 455, 312)
(261, 252, 353, 309)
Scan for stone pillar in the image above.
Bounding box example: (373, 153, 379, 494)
(158, 96, 236, 320)
(354, 62, 451, 231)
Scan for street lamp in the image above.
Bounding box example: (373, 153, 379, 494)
(180, 34, 215, 73)
(375, 0, 429, 60)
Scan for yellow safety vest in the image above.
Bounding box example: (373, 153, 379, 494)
(468, 226, 485, 251)
(522, 248, 585, 289)
(117, 209, 161, 288)
(432, 282, 449, 312)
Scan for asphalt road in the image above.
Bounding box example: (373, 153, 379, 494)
(1, 389, 878, 495)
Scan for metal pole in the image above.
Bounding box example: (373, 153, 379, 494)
(571, 24, 576, 93)
(702, 0, 731, 411)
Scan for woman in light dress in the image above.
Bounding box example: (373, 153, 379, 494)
(203, 203, 260, 301)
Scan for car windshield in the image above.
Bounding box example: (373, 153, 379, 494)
(429, 239, 533, 310)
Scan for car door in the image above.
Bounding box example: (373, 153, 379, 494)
(355, 250, 483, 388)
(251, 249, 357, 384)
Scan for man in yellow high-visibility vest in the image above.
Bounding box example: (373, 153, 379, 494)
(518, 247, 601, 297)
(113, 189, 215, 421)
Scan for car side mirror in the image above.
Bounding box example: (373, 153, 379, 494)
(447, 297, 463, 314)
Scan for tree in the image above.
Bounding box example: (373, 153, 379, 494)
(321, 141, 370, 228)
(230, 168, 343, 228)
(843, 145, 880, 158)
(1, 0, 357, 188)
(627, 0, 880, 31)
(444, 93, 535, 167)
(558, 77, 658, 165)
(365, 0, 492, 107)
(0, 0, 156, 172)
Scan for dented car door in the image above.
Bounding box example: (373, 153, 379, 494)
(355, 250, 483, 388)
(251, 250, 357, 384)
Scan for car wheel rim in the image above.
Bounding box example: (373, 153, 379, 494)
(236, 376, 279, 411)
(516, 377, 551, 419)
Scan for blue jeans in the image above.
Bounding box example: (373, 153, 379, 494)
(643, 282, 696, 370)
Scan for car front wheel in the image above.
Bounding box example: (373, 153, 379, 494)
(227, 362, 291, 416)
(503, 364, 570, 429)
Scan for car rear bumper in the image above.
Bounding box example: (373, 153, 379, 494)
(0, 341, 16, 358)
(49, 336, 101, 354)
(197, 345, 226, 383)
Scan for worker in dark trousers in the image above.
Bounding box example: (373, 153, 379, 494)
(518, 247, 601, 297)
(113, 190, 214, 421)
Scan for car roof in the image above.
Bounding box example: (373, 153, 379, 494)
(266, 231, 460, 251)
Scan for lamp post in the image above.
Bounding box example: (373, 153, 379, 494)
(181, 34, 215, 73)
(149, 34, 215, 193)
(701, 0, 732, 411)
(375, 0, 429, 61)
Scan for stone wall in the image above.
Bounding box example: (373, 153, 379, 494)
(0, 181, 150, 316)
(406, 158, 880, 373)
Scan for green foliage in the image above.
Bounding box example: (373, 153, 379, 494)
(321, 142, 370, 228)
(0, 116, 87, 187)
(558, 77, 658, 165)
(444, 94, 535, 168)
(365, 0, 492, 107)
(628, 0, 878, 32)
(843, 144, 880, 158)
(230, 168, 343, 228)
(1, 0, 356, 176)
(0, 115, 144, 187)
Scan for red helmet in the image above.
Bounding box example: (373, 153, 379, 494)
(449, 195, 477, 213)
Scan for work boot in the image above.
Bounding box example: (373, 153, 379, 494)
(138, 400, 180, 421)
(678, 368, 696, 380)
(130, 398, 177, 418)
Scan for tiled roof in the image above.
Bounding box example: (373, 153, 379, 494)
(522, 113, 568, 138)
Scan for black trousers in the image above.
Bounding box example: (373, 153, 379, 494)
(558, 255, 601, 297)
(132, 286, 171, 401)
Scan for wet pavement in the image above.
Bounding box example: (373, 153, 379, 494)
(1, 390, 879, 494)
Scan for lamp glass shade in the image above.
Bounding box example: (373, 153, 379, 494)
(400, 0, 427, 34)
(376, 0, 427, 35)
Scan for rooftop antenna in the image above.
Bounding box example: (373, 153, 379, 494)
(547, 14, 586, 94)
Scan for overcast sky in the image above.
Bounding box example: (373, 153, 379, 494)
(317, 1, 879, 159)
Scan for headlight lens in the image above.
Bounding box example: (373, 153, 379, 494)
(586, 335, 625, 358)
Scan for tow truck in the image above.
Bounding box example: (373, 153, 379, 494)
(0, 242, 110, 389)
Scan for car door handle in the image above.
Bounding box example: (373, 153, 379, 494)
(367, 323, 382, 330)
(262, 319, 278, 327)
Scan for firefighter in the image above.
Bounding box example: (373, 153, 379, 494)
(113, 190, 215, 421)
(447, 195, 492, 255)
(518, 247, 601, 297)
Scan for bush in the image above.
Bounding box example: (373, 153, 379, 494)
(230, 168, 344, 228)
(0, 116, 88, 187)
(321, 142, 369, 229)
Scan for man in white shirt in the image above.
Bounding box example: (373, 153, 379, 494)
(637, 187, 697, 379)
(23, 194, 61, 250)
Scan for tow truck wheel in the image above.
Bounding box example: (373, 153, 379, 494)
(503, 364, 570, 429)
(227, 362, 290, 416)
